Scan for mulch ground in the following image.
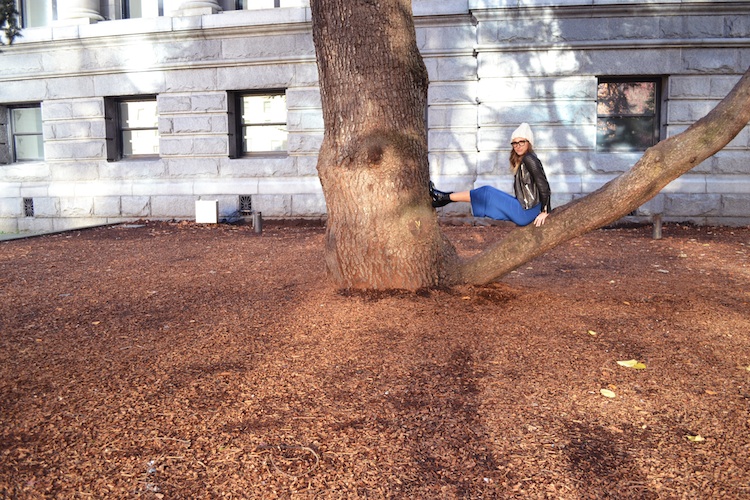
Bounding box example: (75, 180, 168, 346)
(1, 220, 748, 499)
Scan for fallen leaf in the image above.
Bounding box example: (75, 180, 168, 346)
(588, 330, 597, 336)
(600, 389, 616, 398)
(92, 321, 101, 325)
(686, 434, 705, 442)
(705, 390, 717, 395)
(617, 359, 647, 370)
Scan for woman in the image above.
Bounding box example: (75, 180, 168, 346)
(430, 123, 551, 227)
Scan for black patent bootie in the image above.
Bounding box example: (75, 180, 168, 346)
(429, 182, 453, 208)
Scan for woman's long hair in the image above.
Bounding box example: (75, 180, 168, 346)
(509, 143, 535, 174)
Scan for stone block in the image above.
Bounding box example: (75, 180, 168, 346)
(45, 140, 106, 161)
(45, 120, 106, 140)
(668, 100, 719, 123)
(160, 137, 196, 156)
(428, 81, 477, 105)
(0, 182, 20, 198)
(257, 176, 322, 195)
(60, 197, 94, 217)
(121, 196, 150, 217)
(431, 129, 477, 152)
(99, 160, 166, 180)
(708, 176, 750, 195)
(424, 55, 477, 81)
(419, 25, 475, 52)
(191, 93, 227, 112)
(158, 95, 194, 114)
(220, 157, 296, 177)
(194, 179, 256, 196)
(150, 196, 196, 217)
(286, 89, 322, 109)
(49, 162, 100, 182)
(669, 77, 710, 98)
(216, 64, 295, 90)
(0, 163, 51, 182)
(293, 63, 320, 87)
(194, 137, 228, 155)
(294, 155, 319, 176)
(0, 218, 19, 233)
(45, 76, 96, 100)
(430, 105, 477, 128)
(171, 116, 215, 134)
(430, 152, 478, 176)
(0, 198, 22, 217)
(253, 194, 292, 217)
(132, 181, 193, 196)
(165, 68, 218, 92)
(287, 109, 324, 131)
(94, 196, 121, 217)
(292, 193, 326, 217)
(19, 183, 50, 197)
(166, 158, 220, 177)
(478, 76, 596, 101)
(683, 48, 739, 73)
(664, 194, 720, 216)
(712, 154, 750, 175)
(18, 217, 54, 233)
(33, 197, 61, 217)
(287, 133, 322, 154)
(721, 194, 750, 216)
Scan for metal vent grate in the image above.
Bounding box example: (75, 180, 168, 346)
(239, 195, 252, 214)
(23, 198, 34, 217)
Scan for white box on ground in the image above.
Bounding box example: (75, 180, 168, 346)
(195, 200, 219, 224)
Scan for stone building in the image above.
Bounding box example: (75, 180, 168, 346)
(1, 0, 749, 233)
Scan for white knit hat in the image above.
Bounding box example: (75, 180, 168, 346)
(511, 123, 534, 146)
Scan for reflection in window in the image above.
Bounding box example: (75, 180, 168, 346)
(240, 94, 287, 154)
(123, 0, 181, 18)
(19, 0, 56, 28)
(597, 78, 660, 152)
(119, 100, 159, 157)
(11, 105, 43, 161)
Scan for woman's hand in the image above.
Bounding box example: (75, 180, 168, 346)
(533, 212, 549, 227)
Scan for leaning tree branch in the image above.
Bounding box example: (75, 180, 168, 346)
(456, 67, 750, 285)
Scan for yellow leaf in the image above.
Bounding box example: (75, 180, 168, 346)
(705, 390, 717, 395)
(92, 321, 101, 325)
(600, 389, 616, 398)
(617, 359, 646, 370)
(686, 434, 705, 442)
(588, 330, 597, 336)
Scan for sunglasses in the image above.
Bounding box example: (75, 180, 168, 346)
(511, 140, 528, 147)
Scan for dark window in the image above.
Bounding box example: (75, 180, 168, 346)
(105, 97, 159, 160)
(597, 78, 660, 152)
(9, 105, 43, 162)
(229, 91, 288, 157)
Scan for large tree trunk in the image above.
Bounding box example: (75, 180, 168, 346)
(310, 0, 456, 290)
(311, 0, 750, 290)
(457, 67, 750, 285)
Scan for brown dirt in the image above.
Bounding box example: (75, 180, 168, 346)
(1, 220, 749, 499)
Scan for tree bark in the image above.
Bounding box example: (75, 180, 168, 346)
(457, 67, 750, 285)
(310, 0, 456, 290)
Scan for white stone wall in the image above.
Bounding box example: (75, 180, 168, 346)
(1, 0, 749, 233)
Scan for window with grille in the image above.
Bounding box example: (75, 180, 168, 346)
(10, 105, 44, 162)
(597, 78, 661, 153)
(105, 97, 159, 160)
(228, 91, 288, 157)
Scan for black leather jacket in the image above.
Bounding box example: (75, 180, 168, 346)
(514, 152, 552, 213)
